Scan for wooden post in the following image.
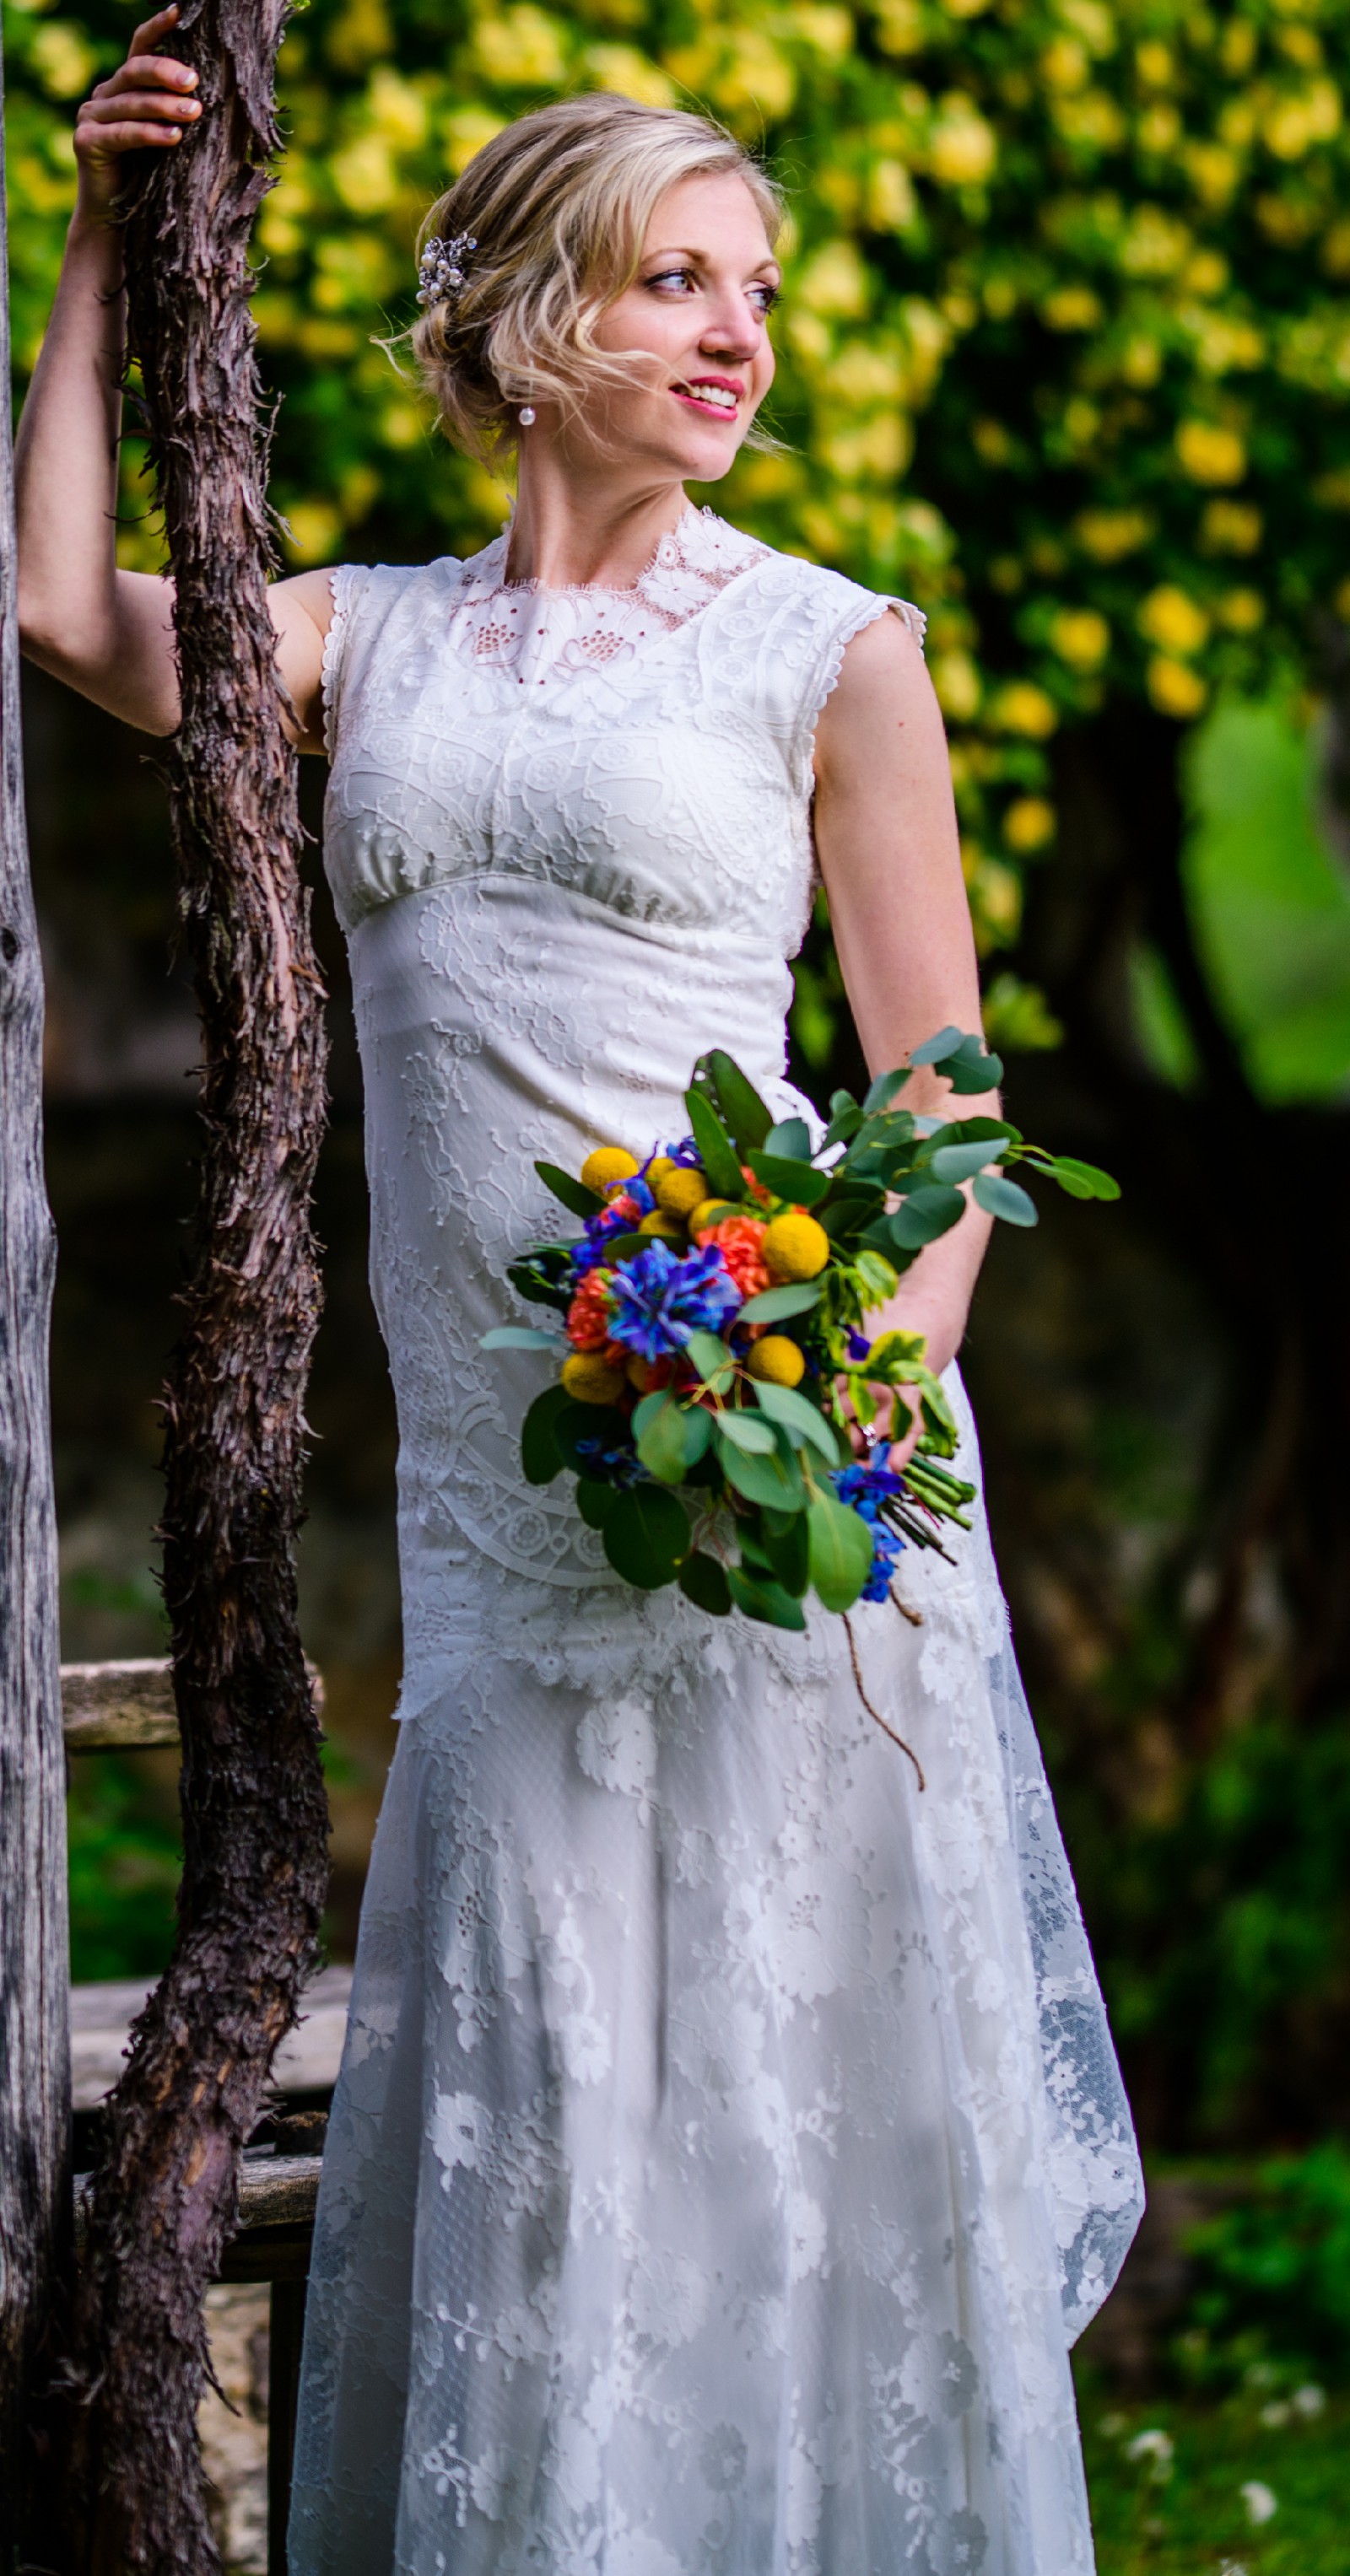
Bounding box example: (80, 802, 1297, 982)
(57, 0, 332, 2565)
(0, 24, 72, 2573)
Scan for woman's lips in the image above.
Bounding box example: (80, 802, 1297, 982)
(671, 381, 742, 420)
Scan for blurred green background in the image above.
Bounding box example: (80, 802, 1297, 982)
(8, 0, 1350, 2554)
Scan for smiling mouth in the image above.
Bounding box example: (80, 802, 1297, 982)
(672, 380, 741, 418)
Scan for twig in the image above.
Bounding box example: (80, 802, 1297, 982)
(842, 1613, 926, 1790)
(888, 1584, 923, 1627)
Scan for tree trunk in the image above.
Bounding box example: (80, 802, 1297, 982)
(0, 30, 72, 2573)
(58, 3, 331, 2566)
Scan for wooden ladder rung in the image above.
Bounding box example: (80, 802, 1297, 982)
(60, 1657, 325, 1753)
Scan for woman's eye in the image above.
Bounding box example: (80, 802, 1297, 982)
(750, 283, 780, 316)
(646, 267, 695, 294)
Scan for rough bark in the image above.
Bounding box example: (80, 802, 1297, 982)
(0, 30, 72, 2572)
(58, 3, 331, 2567)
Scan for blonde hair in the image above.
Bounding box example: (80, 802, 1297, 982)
(411, 93, 783, 467)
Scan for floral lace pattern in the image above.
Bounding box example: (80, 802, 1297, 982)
(289, 511, 1142, 2576)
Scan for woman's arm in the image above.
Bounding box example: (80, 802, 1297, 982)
(813, 608, 999, 1464)
(16, 4, 331, 746)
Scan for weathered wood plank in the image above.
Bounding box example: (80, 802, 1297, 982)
(60, 1656, 324, 1752)
(0, 28, 70, 2568)
(73, 2156, 322, 2266)
(70, 1964, 353, 2112)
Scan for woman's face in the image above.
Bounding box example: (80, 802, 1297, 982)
(577, 170, 780, 481)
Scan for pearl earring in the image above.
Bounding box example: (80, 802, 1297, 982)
(518, 405, 537, 427)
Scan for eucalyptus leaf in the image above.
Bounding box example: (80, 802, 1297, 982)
(761, 1507, 810, 1598)
(819, 1188, 887, 1242)
(807, 1491, 876, 1613)
(862, 1064, 913, 1113)
(521, 1382, 571, 1485)
(909, 1024, 966, 1067)
(706, 1049, 773, 1151)
(480, 1324, 562, 1350)
(736, 1280, 824, 1323)
(931, 1116, 1021, 1148)
(534, 1159, 603, 1219)
(678, 1549, 732, 1615)
(1044, 1155, 1121, 1202)
(605, 1231, 653, 1262)
(823, 1097, 863, 1151)
(684, 1328, 735, 1391)
(972, 1172, 1039, 1227)
(764, 1116, 811, 1159)
(744, 1150, 830, 1207)
(602, 1485, 690, 1589)
(717, 1409, 778, 1454)
(749, 1381, 843, 1464)
(929, 1140, 1001, 1185)
(576, 1479, 618, 1528)
(716, 1429, 807, 1511)
(888, 1186, 965, 1250)
(727, 1564, 807, 1630)
(683, 1086, 744, 1198)
(634, 1395, 712, 1483)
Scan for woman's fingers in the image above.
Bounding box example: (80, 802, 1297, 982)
(127, 5, 182, 58)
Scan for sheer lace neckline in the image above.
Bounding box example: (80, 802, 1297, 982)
(450, 506, 769, 687)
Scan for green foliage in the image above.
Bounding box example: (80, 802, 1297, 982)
(10, 0, 1350, 963)
(1179, 2144, 1350, 2384)
(68, 1755, 180, 1981)
(1077, 2364, 1350, 2575)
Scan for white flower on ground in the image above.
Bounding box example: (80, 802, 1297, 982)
(1240, 2481, 1277, 2526)
(1126, 2428, 1174, 2481)
(1259, 2399, 1290, 2428)
(1293, 2383, 1326, 2417)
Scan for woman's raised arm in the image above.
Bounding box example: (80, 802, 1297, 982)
(15, 4, 332, 746)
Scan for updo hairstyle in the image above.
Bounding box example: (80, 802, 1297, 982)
(412, 92, 782, 466)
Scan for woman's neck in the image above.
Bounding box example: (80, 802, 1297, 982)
(504, 450, 690, 592)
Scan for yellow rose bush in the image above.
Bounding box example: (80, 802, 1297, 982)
(5, 0, 1350, 1037)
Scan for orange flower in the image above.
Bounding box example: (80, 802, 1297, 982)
(699, 1216, 770, 1300)
(741, 1164, 773, 1207)
(566, 1269, 614, 1350)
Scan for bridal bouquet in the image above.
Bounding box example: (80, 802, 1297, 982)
(483, 1034, 1115, 1648)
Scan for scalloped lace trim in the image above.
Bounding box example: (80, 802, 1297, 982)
(321, 563, 359, 757)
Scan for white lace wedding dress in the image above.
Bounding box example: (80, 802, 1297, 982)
(288, 505, 1143, 2576)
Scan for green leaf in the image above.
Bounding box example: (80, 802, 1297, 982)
(736, 1280, 825, 1323)
(507, 1254, 571, 1310)
(909, 1024, 966, 1067)
(605, 1231, 652, 1263)
(576, 1479, 618, 1528)
(932, 1117, 1021, 1148)
(807, 1492, 876, 1613)
(820, 1188, 887, 1242)
(972, 1172, 1039, 1227)
(749, 1381, 844, 1464)
(684, 1328, 735, 1392)
(715, 1426, 807, 1510)
(764, 1116, 811, 1158)
(521, 1383, 571, 1485)
(717, 1409, 778, 1454)
(744, 1150, 830, 1207)
(942, 1051, 1004, 1095)
(602, 1485, 690, 1589)
(727, 1564, 807, 1630)
(684, 1086, 745, 1198)
(761, 1506, 810, 1597)
(928, 1140, 1000, 1185)
(1042, 1155, 1121, 1203)
(887, 1186, 965, 1250)
(862, 1065, 912, 1113)
(554, 1402, 631, 1479)
(480, 1324, 562, 1350)
(862, 1328, 930, 1380)
(634, 1394, 712, 1482)
(705, 1049, 773, 1151)
(678, 1550, 732, 1615)
(534, 1159, 603, 1219)
(824, 1096, 862, 1151)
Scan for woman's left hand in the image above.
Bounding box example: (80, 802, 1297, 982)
(840, 1377, 923, 1473)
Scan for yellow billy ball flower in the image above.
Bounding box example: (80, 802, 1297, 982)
(580, 1145, 640, 1195)
(646, 1156, 678, 1188)
(1050, 607, 1110, 671)
(747, 1335, 807, 1388)
(638, 1210, 686, 1242)
(763, 1213, 830, 1281)
(654, 1165, 708, 1218)
(1147, 656, 1208, 719)
(626, 1354, 666, 1392)
(560, 1352, 627, 1405)
(1004, 795, 1057, 853)
(688, 1198, 740, 1234)
(991, 681, 1059, 738)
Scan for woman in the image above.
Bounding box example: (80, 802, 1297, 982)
(19, 19, 1142, 2572)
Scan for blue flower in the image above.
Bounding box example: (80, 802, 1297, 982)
(832, 1460, 907, 1601)
(607, 1242, 742, 1361)
(569, 1179, 656, 1279)
(847, 1330, 872, 1362)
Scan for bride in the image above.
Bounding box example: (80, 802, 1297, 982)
(21, 17, 1142, 2571)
